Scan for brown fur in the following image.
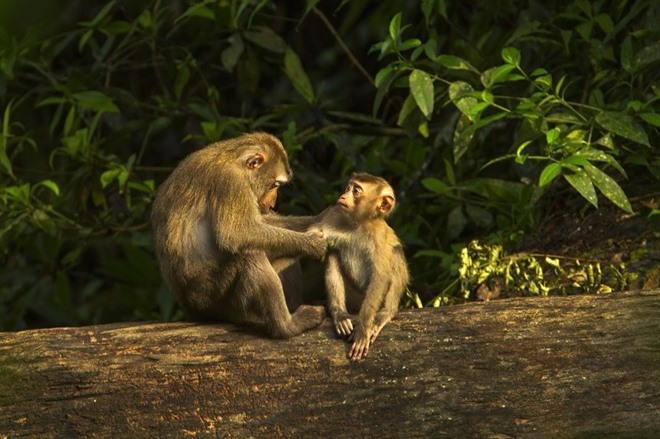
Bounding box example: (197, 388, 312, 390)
(312, 173, 410, 361)
(151, 132, 327, 338)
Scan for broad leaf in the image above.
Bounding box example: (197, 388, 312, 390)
(539, 163, 562, 187)
(449, 81, 477, 121)
(564, 170, 598, 208)
(421, 177, 448, 194)
(583, 163, 633, 213)
(409, 69, 434, 118)
(284, 48, 315, 103)
(595, 112, 650, 146)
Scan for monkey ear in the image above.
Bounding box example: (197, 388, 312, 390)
(246, 153, 266, 170)
(378, 195, 395, 215)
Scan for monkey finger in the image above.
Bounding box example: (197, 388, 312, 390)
(348, 340, 369, 362)
(340, 319, 354, 335)
(369, 326, 383, 344)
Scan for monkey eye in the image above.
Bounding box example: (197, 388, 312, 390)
(271, 181, 282, 189)
(352, 186, 362, 197)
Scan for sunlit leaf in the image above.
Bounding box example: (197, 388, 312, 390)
(389, 12, 402, 40)
(539, 163, 562, 187)
(449, 81, 477, 121)
(36, 180, 61, 197)
(409, 69, 434, 118)
(583, 163, 633, 213)
(564, 169, 598, 208)
(501, 47, 521, 65)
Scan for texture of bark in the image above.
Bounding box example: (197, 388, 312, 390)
(1, 291, 658, 438)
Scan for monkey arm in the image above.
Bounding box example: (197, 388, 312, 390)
(325, 253, 356, 336)
(263, 213, 317, 232)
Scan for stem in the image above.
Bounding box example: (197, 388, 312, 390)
(312, 7, 374, 86)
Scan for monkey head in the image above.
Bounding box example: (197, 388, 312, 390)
(239, 133, 293, 214)
(337, 172, 395, 221)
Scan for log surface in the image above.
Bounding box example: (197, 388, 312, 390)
(1, 291, 659, 438)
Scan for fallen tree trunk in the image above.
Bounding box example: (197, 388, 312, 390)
(1, 291, 658, 438)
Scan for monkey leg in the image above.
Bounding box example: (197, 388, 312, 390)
(270, 257, 303, 312)
(237, 254, 324, 338)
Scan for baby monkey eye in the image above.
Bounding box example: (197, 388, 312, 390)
(352, 186, 362, 196)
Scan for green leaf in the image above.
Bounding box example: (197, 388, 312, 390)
(397, 94, 417, 126)
(574, 149, 626, 177)
(174, 64, 190, 100)
(399, 38, 422, 51)
(583, 163, 632, 213)
(6, 183, 31, 205)
(621, 36, 634, 73)
(634, 43, 660, 71)
(449, 81, 477, 121)
(447, 205, 467, 240)
(444, 159, 456, 185)
(178, 3, 216, 21)
(101, 169, 122, 189)
(221, 34, 244, 71)
(501, 47, 521, 65)
(546, 127, 560, 144)
(482, 64, 516, 87)
(36, 180, 61, 197)
(32, 209, 58, 236)
(1, 100, 14, 177)
(244, 29, 286, 54)
(389, 12, 402, 40)
(564, 170, 598, 208)
(539, 163, 562, 187)
(421, 177, 448, 194)
(594, 13, 613, 33)
(595, 112, 650, 146)
(284, 47, 315, 103)
(409, 70, 434, 119)
(73, 91, 119, 113)
(453, 113, 473, 162)
(437, 54, 478, 73)
(639, 112, 660, 128)
(374, 64, 394, 88)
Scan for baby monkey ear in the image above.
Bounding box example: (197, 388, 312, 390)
(378, 195, 395, 216)
(246, 153, 266, 170)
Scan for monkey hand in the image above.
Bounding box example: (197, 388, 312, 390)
(303, 229, 327, 259)
(333, 312, 356, 337)
(348, 324, 370, 362)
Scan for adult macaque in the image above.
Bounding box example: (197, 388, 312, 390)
(313, 173, 410, 361)
(151, 132, 327, 338)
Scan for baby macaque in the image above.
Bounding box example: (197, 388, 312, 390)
(313, 173, 409, 361)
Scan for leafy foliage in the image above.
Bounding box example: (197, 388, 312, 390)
(0, 0, 658, 329)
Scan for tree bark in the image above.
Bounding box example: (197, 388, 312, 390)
(1, 291, 658, 438)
